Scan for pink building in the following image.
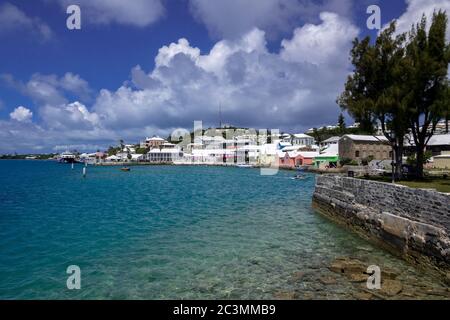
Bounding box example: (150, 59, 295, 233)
(279, 151, 319, 168)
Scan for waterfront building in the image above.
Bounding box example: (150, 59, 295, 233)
(279, 150, 319, 168)
(105, 155, 121, 162)
(314, 144, 339, 168)
(338, 135, 390, 163)
(320, 136, 340, 148)
(147, 147, 183, 163)
(143, 136, 166, 149)
(291, 133, 315, 147)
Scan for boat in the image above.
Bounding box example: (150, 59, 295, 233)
(57, 152, 80, 164)
(291, 174, 308, 180)
(120, 167, 131, 172)
(236, 164, 253, 168)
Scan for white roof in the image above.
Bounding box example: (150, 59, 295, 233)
(428, 134, 450, 146)
(106, 155, 120, 160)
(318, 144, 339, 156)
(293, 133, 314, 139)
(323, 136, 341, 143)
(147, 136, 165, 141)
(297, 151, 320, 158)
(148, 148, 180, 154)
(131, 154, 143, 159)
(434, 154, 450, 158)
(342, 135, 388, 142)
(283, 151, 319, 158)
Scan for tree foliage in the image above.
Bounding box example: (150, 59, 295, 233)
(338, 11, 450, 179)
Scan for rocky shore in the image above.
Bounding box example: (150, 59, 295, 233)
(273, 257, 450, 300)
(311, 174, 450, 291)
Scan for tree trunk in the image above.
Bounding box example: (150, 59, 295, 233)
(395, 142, 404, 180)
(416, 147, 425, 179)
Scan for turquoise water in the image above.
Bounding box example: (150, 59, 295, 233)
(0, 160, 447, 299)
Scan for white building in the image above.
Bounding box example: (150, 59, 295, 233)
(321, 136, 340, 147)
(147, 148, 183, 163)
(292, 134, 315, 146)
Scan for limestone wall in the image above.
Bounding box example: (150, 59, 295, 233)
(312, 175, 450, 280)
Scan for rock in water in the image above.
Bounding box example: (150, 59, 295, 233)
(380, 279, 403, 296)
(319, 276, 337, 285)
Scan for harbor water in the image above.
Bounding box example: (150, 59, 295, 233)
(0, 160, 448, 299)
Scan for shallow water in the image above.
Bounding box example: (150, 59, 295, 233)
(0, 161, 448, 299)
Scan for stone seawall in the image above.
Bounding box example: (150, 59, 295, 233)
(312, 175, 450, 281)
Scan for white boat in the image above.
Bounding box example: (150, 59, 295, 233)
(57, 152, 79, 163)
(236, 164, 253, 168)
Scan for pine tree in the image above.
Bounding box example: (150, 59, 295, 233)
(338, 22, 409, 179)
(403, 11, 450, 178)
(338, 113, 346, 133)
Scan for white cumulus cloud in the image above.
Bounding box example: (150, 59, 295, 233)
(10, 106, 33, 122)
(281, 12, 359, 67)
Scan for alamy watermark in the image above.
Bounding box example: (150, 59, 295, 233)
(66, 5, 81, 30)
(66, 265, 81, 290)
(366, 265, 381, 290)
(367, 5, 381, 30)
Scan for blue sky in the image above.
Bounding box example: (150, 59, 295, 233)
(0, 0, 448, 153)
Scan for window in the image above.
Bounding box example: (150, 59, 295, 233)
(355, 150, 360, 158)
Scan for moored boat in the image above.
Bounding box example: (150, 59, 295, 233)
(57, 152, 80, 164)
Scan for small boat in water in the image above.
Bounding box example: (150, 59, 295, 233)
(57, 151, 81, 164)
(236, 164, 253, 168)
(120, 167, 131, 172)
(292, 174, 308, 180)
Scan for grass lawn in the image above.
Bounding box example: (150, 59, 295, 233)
(360, 176, 450, 193)
(396, 179, 450, 193)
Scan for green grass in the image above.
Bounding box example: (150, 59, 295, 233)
(359, 176, 450, 193)
(396, 179, 450, 193)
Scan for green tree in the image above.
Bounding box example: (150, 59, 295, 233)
(311, 128, 324, 145)
(441, 81, 450, 133)
(403, 12, 450, 178)
(337, 36, 376, 134)
(338, 22, 409, 180)
(337, 113, 346, 133)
